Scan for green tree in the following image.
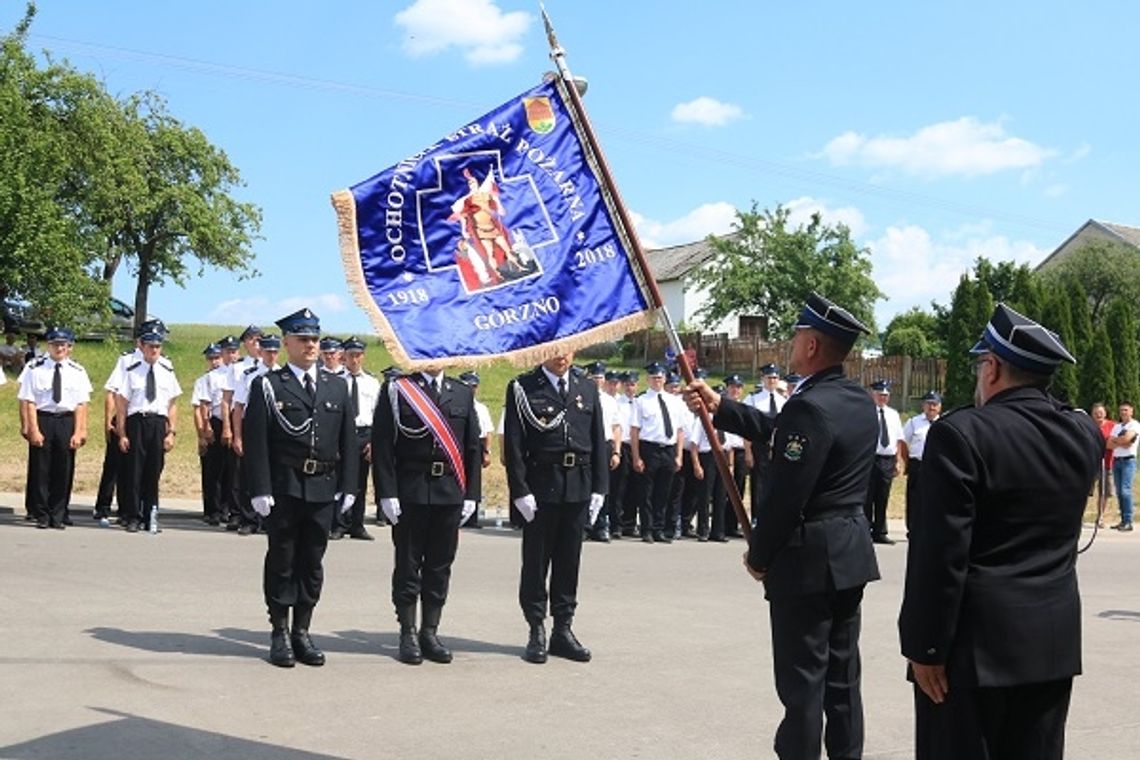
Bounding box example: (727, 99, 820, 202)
(944, 274, 993, 407)
(882, 306, 944, 357)
(1041, 290, 1078, 403)
(1105, 299, 1140, 407)
(1063, 275, 1094, 360)
(1046, 239, 1140, 324)
(1008, 264, 1044, 321)
(1081, 323, 1116, 411)
(692, 204, 883, 339)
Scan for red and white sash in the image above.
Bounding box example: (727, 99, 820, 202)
(393, 377, 467, 493)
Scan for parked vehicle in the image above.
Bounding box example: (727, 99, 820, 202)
(76, 297, 159, 341)
(1, 299, 45, 336)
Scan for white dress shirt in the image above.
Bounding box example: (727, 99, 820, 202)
(748, 387, 786, 415)
(18, 357, 93, 412)
(632, 389, 686, 445)
(346, 370, 382, 428)
(1113, 420, 1140, 457)
(118, 357, 182, 416)
(474, 398, 493, 439)
(874, 404, 905, 456)
(902, 414, 937, 460)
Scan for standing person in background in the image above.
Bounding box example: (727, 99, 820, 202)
(18, 327, 92, 530)
(223, 327, 261, 530)
(900, 304, 1102, 759)
(584, 361, 621, 542)
(899, 391, 942, 534)
(630, 362, 686, 544)
(745, 363, 785, 534)
(332, 336, 380, 541)
(458, 370, 494, 529)
(667, 371, 696, 539)
(192, 344, 226, 525)
(115, 327, 181, 533)
(319, 337, 346, 378)
(614, 370, 640, 538)
(1108, 401, 1139, 532)
(1089, 402, 1115, 527)
(230, 333, 281, 536)
(721, 374, 750, 540)
(243, 308, 358, 668)
(865, 380, 904, 545)
(685, 382, 728, 542)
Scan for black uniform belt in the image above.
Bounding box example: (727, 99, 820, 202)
(281, 454, 338, 475)
(129, 411, 167, 419)
(805, 508, 863, 522)
(1116, 455, 1135, 460)
(355, 425, 372, 436)
(400, 459, 452, 477)
(530, 451, 591, 468)
(876, 454, 896, 459)
(37, 410, 74, 418)
(640, 441, 673, 450)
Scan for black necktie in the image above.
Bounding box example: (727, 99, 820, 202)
(879, 408, 889, 448)
(717, 429, 726, 444)
(52, 363, 62, 403)
(350, 375, 359, 412)
(557, 377, 567, 401)
(304, 373, 315, 400)
(659, 394, 673, 440)
(768, 394, 776, 415)
(427, 378, 440, 405)
(145, 364, 156, 402)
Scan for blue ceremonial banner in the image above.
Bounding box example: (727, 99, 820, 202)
(332, 79, 657, 368)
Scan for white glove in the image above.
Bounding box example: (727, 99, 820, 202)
(514, 494, 537, 522)
(251, 494, 274, 517)
(588, 493, 605, 526)
(461, 500, 477, 524)
(381, 497, 401, 525)
(340, 493, 356, 514)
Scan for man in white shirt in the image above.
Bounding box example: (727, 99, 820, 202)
(864, 379, 904, 545)
(458, 370, 494, 529)
(331, 336, 380, 541)
(630, 362, 686, 543)
(611, 370, 640, 538)
(584, 361, 621, 541)
(192, 343, 227, 525)
(230, 334, 281, 535)
(745, 362, 786, 533)
(115, 326, 182, 533)
(899, 390, 942, 533)
(18, 327, 92, 529)
(1108, 401, 1140, 531)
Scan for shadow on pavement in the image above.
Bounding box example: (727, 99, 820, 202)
(0, 708, 347, 759)
(1097, 609, 1140, 622)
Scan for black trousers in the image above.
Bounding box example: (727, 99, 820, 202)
(200, 417, 231, 520)
(769, 585, 865, 760)
(667, 454, 689, 535)
(691, 451, 725, 537)
(228, 448, 259, 529)
(726, 449, 747, 535)
(605, 443, 631, 534)
(639, 443, 675, 534)
(519, 500, 588, 624)
(27, 412, 77, 526)
(864, 456, 895, 537)
(263, 494, 335, 627)
(336, 427, 371, 534)
(904, 458, 923, 534)
(95, 425, 121, 514)
(121, 414, 167, 524)
(914, 677, 1072, 760)
(391, 502, 462, 611)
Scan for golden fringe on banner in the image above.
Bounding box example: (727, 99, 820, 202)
(331, 189, 658, 371)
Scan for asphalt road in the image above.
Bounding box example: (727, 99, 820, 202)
(1, 494, 1138, 759)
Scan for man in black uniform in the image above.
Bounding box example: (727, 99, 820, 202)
(504, 352, 608, 663)
(899, 304, 1102, 760)
(243, 308, 358, 668)
(685, 293, 880, 760)
(373, 366, 482, 664)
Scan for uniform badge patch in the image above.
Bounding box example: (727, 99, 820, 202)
(783, 433, 808, 462)
(574, 395, 583, 409)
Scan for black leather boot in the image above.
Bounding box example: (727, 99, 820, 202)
(397, 605, 423, 665)
(419, 606, 453, 664)
(524, 620, 547, 664)
(268, 611, 294, 668)
(549, 620, 591, 662)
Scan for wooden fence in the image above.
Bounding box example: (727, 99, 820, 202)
(623, 330, 946, 411)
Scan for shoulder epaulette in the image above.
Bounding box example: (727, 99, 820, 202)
(126, 361, 142, 371)
(243, 364, 260, 376)
(120, 349, 132, 356)
(30, 356, 48, 368)
(363, 369, 375, 376)
(66, 359, 84, 371)
(158, 357, 174, 371)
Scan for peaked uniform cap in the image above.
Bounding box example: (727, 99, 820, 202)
(583, 361, 606, 377)
(341, 336, 367, 352)
(644, 362, 666, 377)
(870, 379, 892, 393)
(970, 303, 1076, 374)
(202, 343, 221, 357)
(458, 371, 480, 386)
(276, 308, 320, 337)
(723, 374, 744, 387)
(45, 326, 75, 344)
(217, 335, 240, 350)
(239, 325, 263, 341)
(319, 337, 343, 352)
(760, 363, 780, 376)
(258, 334, 282, 350)
(795, 292, 870, 346)
(922, 390, 943, 403)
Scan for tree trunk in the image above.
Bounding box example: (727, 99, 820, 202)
(133, 255, 151, 334)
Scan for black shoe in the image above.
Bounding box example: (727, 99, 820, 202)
(524, 622, 548, 664)
(872, 534, 896, 545)
(622, 528, 638, 538)
(727, 529, 744, 538)
(681, 529, 697, 539)
(237, 524, 253, 536)
(641, 533, 655, 544)
(698, 533, 709, 542)
(549, 624, 591, 662)
(52, 523, 65, 530)
(349, 529, 375, 541)
(397, 606, 423, 664)
(62, 516, 73, 526)
(125, 521, 139, 533)
(589, 529, 611, 543)
(225, 522, 239, 532)
(207, 515, 220, 526)
(610, 530, 623, 540)
(709, 534, 728, 543)
(290, 630, 325, 666)
(329, 527, 345, 541)
(269, 630, 295, 668)
(419, 629, 453, 664)
(653, 531, 671, 544)
(1114, 522, 1134, 532)
(35, 519, 49, 530)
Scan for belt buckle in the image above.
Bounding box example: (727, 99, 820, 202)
(430, 461, 445, 477)
(562, 452, 576, 468)
(302, 458, 318, 475)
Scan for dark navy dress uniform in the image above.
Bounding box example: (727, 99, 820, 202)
(713, 294, 879, 760)
(373, 371, 482, 664)
(900, 304, 1103, 760)
(504, 364, 608, 662)
(242, 308, 358, 667)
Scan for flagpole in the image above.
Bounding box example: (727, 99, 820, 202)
(541, 6, 751, 541)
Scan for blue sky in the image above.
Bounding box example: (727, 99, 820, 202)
(12, 0, 1139, 334)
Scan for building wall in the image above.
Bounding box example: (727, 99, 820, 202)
(1038, 224, 1123, 271)
(656, 277, 739, 337)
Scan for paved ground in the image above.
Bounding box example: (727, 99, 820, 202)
(1, 492, 1138, 759)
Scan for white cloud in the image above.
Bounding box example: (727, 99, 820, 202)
(1044, 183, 1068, 198)
(208, 293, 349, 327)
(394, 0, 531, 65)
(820, 117, 1055, 178)
(1066, 143, 1092, 163)
(867, 223, 1047, 326)
(670, 97, 745, 127)
(631, 202, 738, 250)
(784, 196, 869, 238)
